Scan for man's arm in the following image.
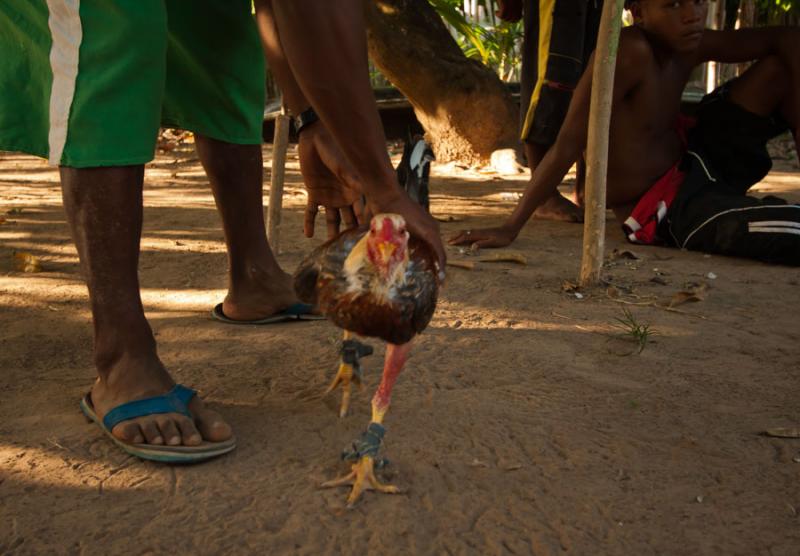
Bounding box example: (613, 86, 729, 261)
(258, 0, 445, 270)
(450, 30, 647, 248)
(256, 0, 368, 239)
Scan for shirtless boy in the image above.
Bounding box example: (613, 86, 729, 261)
(451, 0, 800, 266)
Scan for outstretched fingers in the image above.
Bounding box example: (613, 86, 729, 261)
(304, 201, 320, 238)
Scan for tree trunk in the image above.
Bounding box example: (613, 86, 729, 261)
(364, 0, 518, 165)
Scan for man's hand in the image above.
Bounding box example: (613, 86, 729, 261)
(496, 0, 522, 22)
(448, 225, 518, 249)
(297, 123, 364, 239)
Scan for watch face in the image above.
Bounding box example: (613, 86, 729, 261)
(295, 109, 319, 134)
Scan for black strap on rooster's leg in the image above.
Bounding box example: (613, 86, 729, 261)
(340, 338, 373, 383)
(342, 422, 389, 469)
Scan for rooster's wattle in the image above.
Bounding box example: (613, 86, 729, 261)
(294, 213, 439, 505)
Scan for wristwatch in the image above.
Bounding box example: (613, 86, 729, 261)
(293, 107, 319, 135)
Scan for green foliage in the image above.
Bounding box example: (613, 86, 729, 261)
(429, 0, 490, 61)
(759, 0, 799, 15)
(428, 0, 523, 81)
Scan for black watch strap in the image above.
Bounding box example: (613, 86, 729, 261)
(294, 107, 319, 135)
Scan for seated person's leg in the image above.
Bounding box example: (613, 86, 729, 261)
(163, 0, 302, 322)
(727, 55, 798, 162)
(727, 56, 797, 128)
(670, 57, 800, 266)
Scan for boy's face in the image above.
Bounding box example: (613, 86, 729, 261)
(631, 0, 708, 54)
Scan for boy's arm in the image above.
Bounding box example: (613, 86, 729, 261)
(449, 31, 647, 249)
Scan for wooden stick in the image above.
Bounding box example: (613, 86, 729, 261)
(579, 0, 625, 287)
(268, 105, 291, 254)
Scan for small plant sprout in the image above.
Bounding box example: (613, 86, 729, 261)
(613, 308, 654, 354)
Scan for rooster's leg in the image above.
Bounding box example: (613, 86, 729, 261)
(322, 341, 411, 506)
(325, 331, 373, 418)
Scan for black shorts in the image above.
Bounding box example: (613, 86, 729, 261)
(519, 0, 602, 147)
(660, 83, 800, 266)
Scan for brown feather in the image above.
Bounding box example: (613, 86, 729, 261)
(293, 227, 438, 345)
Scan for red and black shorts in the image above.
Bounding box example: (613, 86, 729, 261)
(661, 82, 800, 266)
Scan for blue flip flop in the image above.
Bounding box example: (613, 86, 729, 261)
(211, 302, 325, 325)
(80, 384, 236, 463)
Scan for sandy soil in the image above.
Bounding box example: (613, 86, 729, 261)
(1, 140, 799, 555)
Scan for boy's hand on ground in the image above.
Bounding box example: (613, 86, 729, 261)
(298, 124, 364, 239)
(448, 226, 518, 249)
(496, 0, 522, 22)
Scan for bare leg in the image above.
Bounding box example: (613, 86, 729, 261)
(728, 55, 799, 161)
(194, 135, 299, 321)
(525, 142, 584, 222)
(61, 166, 231, 446)
(574, 154, 586, 208)
(321, 341, 411, 506)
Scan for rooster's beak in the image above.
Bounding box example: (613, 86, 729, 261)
(377, 242, 396, 265)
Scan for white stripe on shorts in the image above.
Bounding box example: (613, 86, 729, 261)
(748, 225, 800, 236)
(748, 220, 800, 230)
(682, 205, 800, 248)
(46, 0, 82, 166)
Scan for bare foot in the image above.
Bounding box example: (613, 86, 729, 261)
(90, 352, 231, 446)
(221, 264, 301, 321)
(533, 192, 584, 223)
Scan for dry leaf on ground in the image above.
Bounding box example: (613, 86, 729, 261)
(478, 252, 527, 265)
(664, 282, 708, 308)
(562, 280, 580, 293)
(764, 427, 800, 439)
(610, 248, 639, 260)
(447, 260, 476, 270)
(13, 251, 42, 273)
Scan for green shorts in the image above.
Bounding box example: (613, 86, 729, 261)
(0, 0, 265, 167)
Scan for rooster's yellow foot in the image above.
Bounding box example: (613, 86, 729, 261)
(325, 338, 373, 418)
(321, 455, 399, 506)
(321, 423, 397, 506)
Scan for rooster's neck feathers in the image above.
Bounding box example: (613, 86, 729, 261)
(343, 234, 408, 300)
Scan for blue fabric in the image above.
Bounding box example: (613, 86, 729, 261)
(283, 302, 315, 316)
(102, 384, 196, 431)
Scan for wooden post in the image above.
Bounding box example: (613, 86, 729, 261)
(267, 104, 291, 254)
(705, 0, 718, 93)
(579, 0, 624, 287)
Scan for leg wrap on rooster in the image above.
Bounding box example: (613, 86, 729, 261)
(321, 342, 410, 506)
(325, 331, 373, 418)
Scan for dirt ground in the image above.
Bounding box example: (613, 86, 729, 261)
(1, 139, 799, 555)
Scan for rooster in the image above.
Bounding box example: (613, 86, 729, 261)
(294, 213, 439, 505)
